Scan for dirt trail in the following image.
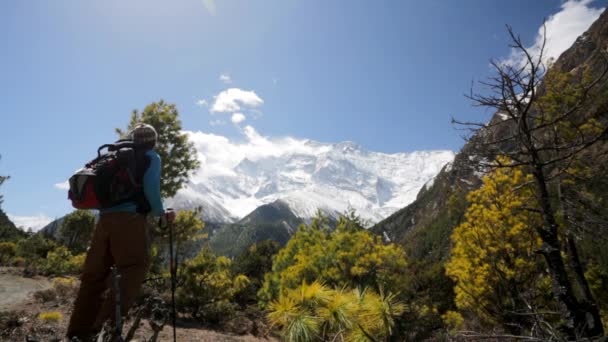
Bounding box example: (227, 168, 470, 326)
(0, 269, 277, 341)
(0, 269, 51, 311)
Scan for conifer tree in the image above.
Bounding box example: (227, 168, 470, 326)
(58, 210, 96, 254)
(116, 100, 200, 198)
(454, 25, 608, 337)
(445, 160, 549, 332)
(259, 213, 407, 307)
(268, 281, 405, 342)
(0, 155, 8, 206)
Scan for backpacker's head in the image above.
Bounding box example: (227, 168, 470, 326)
(130, 123, 157, 150)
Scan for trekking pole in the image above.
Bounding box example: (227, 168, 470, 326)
(111, 266, 124, 342)
(167, 209, 177, 342)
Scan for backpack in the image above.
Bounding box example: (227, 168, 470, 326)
(68, 140, 151, 212)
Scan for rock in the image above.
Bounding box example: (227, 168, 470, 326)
(252, 318, 271, 338)
(221, 315, 254, 335)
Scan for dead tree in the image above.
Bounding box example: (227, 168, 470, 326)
(454, 24, 608, 339)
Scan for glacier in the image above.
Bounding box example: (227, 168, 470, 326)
(166, 128, 454, 224)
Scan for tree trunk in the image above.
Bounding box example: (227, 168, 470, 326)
(565, 234, 604, 337)
(533, 167, 604, 338)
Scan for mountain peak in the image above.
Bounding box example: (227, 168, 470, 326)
(171, 135, 454, 223)
(334, 141, 362, 153)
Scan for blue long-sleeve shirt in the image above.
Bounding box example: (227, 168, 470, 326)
(100, 149, 164, 216)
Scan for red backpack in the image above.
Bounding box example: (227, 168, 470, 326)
(68, 140, 144, 210)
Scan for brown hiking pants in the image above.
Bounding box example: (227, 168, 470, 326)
(67, 212, 150, 340)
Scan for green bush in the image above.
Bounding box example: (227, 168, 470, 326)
(259, 214, 408, 307)
(58, 210, 95, 254)
(41, 246, 84, 276)
(176, 247, 249, 323)
(11, 256, 26, 267)
(268, 281, 405, 341)
(232, 240, 280, 306)
(38, 311, 62, 323)
(0, 241, 17, 265)
(16, 234, 56, 262)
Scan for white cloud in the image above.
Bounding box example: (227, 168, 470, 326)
(219, 74, 232, 84)
(210, 88, 264, 113)
(503, 0, 604, 67)
(54, 181, 69, 190)
(184, 126, 330, 181)
(8, 214, 53, 232)
(196, 99, 208, 107)
(209, 119, 226, 126)
(202, 0, 217, 15)
(231, 113, 246, 124)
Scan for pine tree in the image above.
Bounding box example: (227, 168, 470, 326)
(58, 210, 96, 254)
(116, 100, 200, 198)
(0, 154, 9, 206)
(268, 281, 405, 341)
(445, 160, 549, 333)
(454, 25, 608, 337)
(259, 213, 408, 308)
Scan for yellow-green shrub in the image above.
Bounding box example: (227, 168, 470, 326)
(268, 281, 404, 341)
(445, 159, 548, 328)
(176, 247, 249, 323)
(38, 311, 62, 323)
(259, 214, 408, 307)
(42, 247, 84, 276)
(52, 277, 77, 287)
(67, 253, 85, 274)
(0, 242, 17, 265)
(11, 256, 26, 267)
(441, 310, 464, 334)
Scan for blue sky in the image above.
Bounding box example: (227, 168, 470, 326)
(0, 0, 605, 229)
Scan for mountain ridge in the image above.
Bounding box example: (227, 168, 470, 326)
(168, 135, 454, 224)
(372, 7, 608, 259)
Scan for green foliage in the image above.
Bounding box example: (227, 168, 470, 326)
(259, 214, 408, 308)
(210, 221, 291, 257)
(16, 234, 56, 264)
(169, 208, 206, 243)
(535, 67, 604, 147)
(234, 240, 280, 282)
(393, 260, 454, 340)
(149, 208, 206, 276)
(58, 210, 95, 254)
(116, 100, 200, 198)
(176, 247, 249, 323)
(209, 201, 303, 257)
(585, 262, 608, 326)
(42, 246, 85, 276)
(12, 234, 83, 276)
(233, 240, 281, 305)
(268, 281, 405, 342)
(0, 209, 26, 242)
(445, 159, 549, 329)
(441, 310, 464, 334)
(0, 242, 17, 265)
(0, 154, 8, 206)
(161, 208, 206, 260)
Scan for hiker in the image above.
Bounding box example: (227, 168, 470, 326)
(66, 124, 175, 341)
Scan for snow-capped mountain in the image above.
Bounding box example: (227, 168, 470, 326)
(167, 129, 454, 224)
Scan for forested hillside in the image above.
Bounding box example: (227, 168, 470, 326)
(373, 8, 608, 340)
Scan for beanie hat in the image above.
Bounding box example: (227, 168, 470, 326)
(130, 123, 158, 146)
